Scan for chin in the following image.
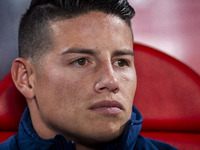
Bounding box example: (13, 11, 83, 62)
(74, 129, 123, 150)
(78, 122, 125, 145)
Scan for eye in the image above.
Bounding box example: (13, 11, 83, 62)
(114, 59, 129, 67)
(73, 58, 88, 67)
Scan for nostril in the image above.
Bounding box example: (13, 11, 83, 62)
(100, 87, 104, 90)
(99, 87, 119, 93)
(113, 87, 119, 93)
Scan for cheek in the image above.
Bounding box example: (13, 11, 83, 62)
(34, 75, 84, 123)
(34, 71, 70, 103)
(50, 78, 81, 102)
(35, 66, 92, 102)
(47, 75, 91, 107)
(119, 69, 137, 104)
(119, 69, 137, 89)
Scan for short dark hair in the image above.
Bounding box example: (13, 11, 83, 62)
(18, 0, 135, 62)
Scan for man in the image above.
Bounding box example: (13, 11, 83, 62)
(0, 0, 178, 149)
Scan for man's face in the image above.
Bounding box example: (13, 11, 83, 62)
(32, 11, 136, 143)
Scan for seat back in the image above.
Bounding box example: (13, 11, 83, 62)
(0, 73, 26, 131)
(133, 43, 200, 133)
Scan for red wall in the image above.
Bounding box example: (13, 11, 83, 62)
(130, 0, 200, 75)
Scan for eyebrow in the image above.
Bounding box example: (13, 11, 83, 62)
(61, 48, 134, 57)
(61, 48, 99, 56)
(113, 50, 134, 57)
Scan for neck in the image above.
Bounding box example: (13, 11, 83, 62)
(75, 142, 107, 150)
(28, 101, 57, 139)
(74, 135, 121, 150)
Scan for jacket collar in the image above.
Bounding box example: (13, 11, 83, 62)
(17, 106, 143, 150)
(105, 106, 143, 150)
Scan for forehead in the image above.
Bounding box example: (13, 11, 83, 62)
(51, 11, 131, 33)
(49, 11, 133, 53)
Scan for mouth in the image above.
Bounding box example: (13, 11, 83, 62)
(89, 100, 124, 115)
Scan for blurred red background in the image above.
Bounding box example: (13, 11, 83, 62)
(130, 0, 200, 75)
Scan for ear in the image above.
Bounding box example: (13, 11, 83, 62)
(11, 58, 35, 99)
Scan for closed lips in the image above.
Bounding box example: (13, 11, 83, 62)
(89, 100, 124, 110)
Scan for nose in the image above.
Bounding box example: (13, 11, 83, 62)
(94, 63, 119, 94)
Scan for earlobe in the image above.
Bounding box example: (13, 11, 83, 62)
(11, 58, 35, 99)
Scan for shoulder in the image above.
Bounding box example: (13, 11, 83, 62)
(0, 135, 19, 150)
(134, 135, 179, 150)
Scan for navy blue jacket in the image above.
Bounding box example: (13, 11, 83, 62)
(0, 106, 178, 150)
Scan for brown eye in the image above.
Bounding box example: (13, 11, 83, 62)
(76, 58, 87, 66)
(117, 59, 128, 67)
